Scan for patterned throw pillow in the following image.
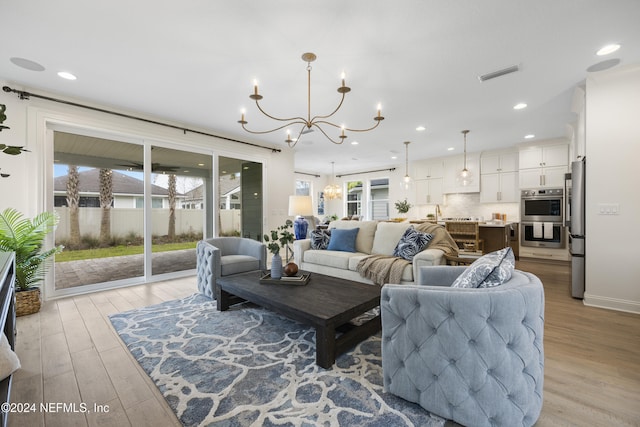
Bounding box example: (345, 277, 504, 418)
(310, 229, 331, 250)
(451, 247, 515, 288)
(392, 226, 434, 261)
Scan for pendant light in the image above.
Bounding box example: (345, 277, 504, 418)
(457, 130, 473, 186)
(323, 162, 342, 200)
(400, 141, 412, 191)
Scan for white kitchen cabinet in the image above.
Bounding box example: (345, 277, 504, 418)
(519, 165, 568, 188)
(481, 151, 518, 173)
(519, 144, 567, 169)
(519, 144, 568, 188)
(413, 159, 444, 179)
(415, 177, 443, 205)
(442, 152, 480, 193)
(480, 171, 518, 203)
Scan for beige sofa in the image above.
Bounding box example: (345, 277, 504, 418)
(293, 220, 447, 285)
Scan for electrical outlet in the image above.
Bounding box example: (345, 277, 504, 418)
(598, 203, 620, 215)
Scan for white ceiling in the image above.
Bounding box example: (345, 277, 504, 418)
(1, 0, 639, 176)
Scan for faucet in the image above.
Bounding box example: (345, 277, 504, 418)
(435, 204, 442, 222)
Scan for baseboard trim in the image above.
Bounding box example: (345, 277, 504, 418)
(583, 293, 640, 314)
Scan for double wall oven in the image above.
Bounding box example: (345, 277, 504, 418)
(520, 188, 566, 248)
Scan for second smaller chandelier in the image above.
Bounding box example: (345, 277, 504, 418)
(238, 52, 384, 148)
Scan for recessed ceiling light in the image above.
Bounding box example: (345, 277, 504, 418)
(351, 141, 359, 145)
(57, 71, 77, 80)
(391, 156, 398, 159)
(416, 126, 426, 131)
(10, 57, 45, 72)
(596, 44, 620, 56)
(513, 103, 527, 110)
(524, 134, 535, 139)
(447, 147, 455, 151)
(198, 163, 205, 166)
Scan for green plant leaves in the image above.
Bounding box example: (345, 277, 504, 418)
(0, 208, 63, 290)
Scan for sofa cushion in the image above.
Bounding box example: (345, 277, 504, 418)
(451, 247, 515, 288)
(220, 255, 260, 276)
(326, 228, 359, 252)
(393, 226, 434, 261)
(330, 220, 378, 254)
(371, 222, 411, 255)
(310, 228, 331, 250)
(304, 250, 359, 269)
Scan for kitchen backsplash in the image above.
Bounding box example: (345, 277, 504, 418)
(415, 193, 520, 222)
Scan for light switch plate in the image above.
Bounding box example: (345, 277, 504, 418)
(598, 203, 620, 215)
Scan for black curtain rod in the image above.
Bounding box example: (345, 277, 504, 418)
(336, 167, 396, 178)
(294, 171, 321, 178)
(2, 85, 281, 153)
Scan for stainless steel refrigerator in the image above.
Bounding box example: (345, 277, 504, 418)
(569, 158, 586, 298)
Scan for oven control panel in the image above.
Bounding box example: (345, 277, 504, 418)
(521, 188, 563, 197)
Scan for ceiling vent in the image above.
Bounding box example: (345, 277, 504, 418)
(477, 65, 520, 82)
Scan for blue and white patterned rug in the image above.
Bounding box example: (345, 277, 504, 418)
(109, 293, 445, 427)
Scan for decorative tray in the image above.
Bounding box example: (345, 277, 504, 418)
(259, 271, 311, 286)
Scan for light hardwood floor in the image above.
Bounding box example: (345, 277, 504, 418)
(8, 262, 640, 427)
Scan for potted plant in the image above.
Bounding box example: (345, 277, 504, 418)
(263, 219, 294, 279)
(394, 199, 412, 219)
(0, 208, 63, 316)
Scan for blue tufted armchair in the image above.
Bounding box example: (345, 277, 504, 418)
(381, 265, 544, 427)
(196, 237, 267, 299)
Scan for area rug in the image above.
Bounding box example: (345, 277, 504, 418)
(109, 293, 445, 427)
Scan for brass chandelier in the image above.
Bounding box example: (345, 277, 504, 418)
(323, 161, 342, 200)
(238, 52, 384, 148)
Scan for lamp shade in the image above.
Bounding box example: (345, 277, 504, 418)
(288, 195, 314, 216)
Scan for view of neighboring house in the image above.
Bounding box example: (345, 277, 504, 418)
(53, 168, 183, 209)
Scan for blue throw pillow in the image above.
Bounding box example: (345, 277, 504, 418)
(310, 229, 331, 250)
(392, 226, 433, 261)
(326, 228, 359, 252)
(451, 247, 515, 288)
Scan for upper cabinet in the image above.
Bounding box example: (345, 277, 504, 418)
(414, 177, 443, 205)
(413, 159, 444, 179)
(519, 144, 569, 188)
(413, 159, 444, 204)
(480, 151, 519, 203)
(481, 151, 518, 173)
(442, 152, 480, 194)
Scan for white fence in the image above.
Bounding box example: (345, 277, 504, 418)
(55, 207, 242, 240)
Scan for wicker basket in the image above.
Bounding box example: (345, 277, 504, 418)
(16, 288, 41, 317)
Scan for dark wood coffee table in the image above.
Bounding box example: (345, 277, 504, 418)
(216, 270, 381, 369)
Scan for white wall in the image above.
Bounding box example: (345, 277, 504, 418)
(584, 64, 640, 313)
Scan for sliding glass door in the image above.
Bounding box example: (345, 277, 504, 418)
(53, 132, 146, 289)
(52, 130, 214, 293)
(150, 145, 213, 278)
(218, 156, 263, 241)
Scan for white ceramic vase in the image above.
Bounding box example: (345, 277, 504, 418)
(271, 253, 283, 279)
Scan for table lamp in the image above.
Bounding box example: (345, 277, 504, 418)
(288, 195, 314, 239)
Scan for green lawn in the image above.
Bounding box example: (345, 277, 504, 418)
(55, 241, 198, 262)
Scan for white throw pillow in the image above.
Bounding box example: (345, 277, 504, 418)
(0, 333, 20, 381)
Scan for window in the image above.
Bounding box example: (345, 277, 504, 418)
(370, 178, 389, 220)
(346, 181, 363, 217)
(295, 179, 311, 196)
